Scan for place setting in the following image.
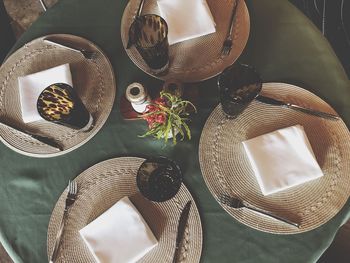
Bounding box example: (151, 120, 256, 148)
(47, 156, 203, 263)
(121, 0, 250, 82)
(0, 34, 116, 157)
(199, 63, 350, 234)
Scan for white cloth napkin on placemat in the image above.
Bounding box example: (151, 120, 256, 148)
(18, 64, 73, 123)
(79, 196, 158, 263)
(242, 124, 324, 196)
(157, 0, 216, 45)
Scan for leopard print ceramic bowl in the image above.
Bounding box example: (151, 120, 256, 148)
(37, 83, 93, 130)
(134, 14, 169, 74)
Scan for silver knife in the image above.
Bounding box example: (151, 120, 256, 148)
(256, 95, 340, 120)
(0, 121, 62, 151)
(172, 200, 191, 263)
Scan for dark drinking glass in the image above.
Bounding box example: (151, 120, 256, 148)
(134, 14, 169, 75)
(37, 83, 93, 131)
(218, 63, 262, 118)
(137, 156, 182, 202)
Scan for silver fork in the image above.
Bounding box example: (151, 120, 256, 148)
(50, 180, 78, 263)
(221, 0, 240, 57)
(219, 194, 300, 228)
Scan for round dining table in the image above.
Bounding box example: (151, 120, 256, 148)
(0, 0, 349, 262)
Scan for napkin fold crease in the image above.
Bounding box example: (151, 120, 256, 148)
(79, 196, 158, 263)
(157, 0, 216, 45)
(242, 125, 324, 195)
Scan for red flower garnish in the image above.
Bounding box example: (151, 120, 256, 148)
(155, 113, 166, 124)
(139, 91, 196, 145)
(154, 97, 167, 107)
(144, 104, 157, 113)
(142, 98, 168, 128)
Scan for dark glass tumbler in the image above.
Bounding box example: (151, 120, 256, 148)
(218, 63, 262, 118)
(134, 14, 169, 75)
(137, 156, 182, 202)
(37, 83, 93, 131)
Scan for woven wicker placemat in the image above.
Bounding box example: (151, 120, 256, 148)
(121, 0, 250, 82)
(0, 34, 116, 157)
(199, 83, 350, 234)
(47, 157, 203, 263)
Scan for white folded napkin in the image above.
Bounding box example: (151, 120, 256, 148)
(79, 196, 158, 263)
(18, 64, 73, 123)
(242, 124, 324, 196)
(157, 0, 216, 45)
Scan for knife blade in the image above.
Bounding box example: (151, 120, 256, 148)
(0, 120, 62, 151)
(172, 200, 192, 263)
(256, 95, 340, 120)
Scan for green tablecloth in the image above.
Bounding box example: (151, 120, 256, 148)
(0, 0, 349, 262)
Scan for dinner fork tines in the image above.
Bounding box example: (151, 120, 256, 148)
(221, 0, 240, 57)
(65, 180, 77, 210)
(219, 194, 300, 228)
(50, 180, 78, 263)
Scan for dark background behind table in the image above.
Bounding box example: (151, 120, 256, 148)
(289, 0, 350, 78)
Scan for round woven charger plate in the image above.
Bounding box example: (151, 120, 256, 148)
(0, 34, 116, 157)
(47, 157, 203, 263)
(199, 83, 350, 234)
(121, 0, 250, 82)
